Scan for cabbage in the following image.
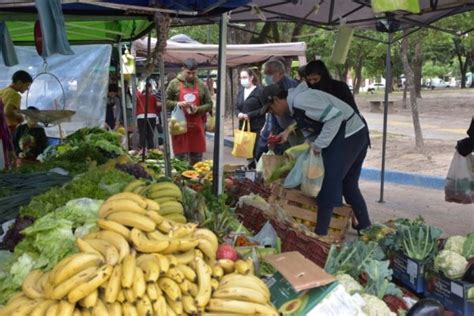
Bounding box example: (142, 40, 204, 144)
(444, 235, 466, 255)
(434, 250, 468, 279)
(336, 274, 363, 294)
(361, 294, 396, 316)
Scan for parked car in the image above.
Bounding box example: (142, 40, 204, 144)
(367, 82, 385, 93)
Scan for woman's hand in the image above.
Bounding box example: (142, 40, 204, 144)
(277, 128, 291, 144)
(238, 113, 248, 120)
(311, 143, 321, 155)
(177, 101, 189, 109)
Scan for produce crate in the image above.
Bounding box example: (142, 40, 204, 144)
(235, 205, 331, 268)
(269, 184, 352, 242)
(232, 178, 271, 200)
(390, 251, 427, 294)
(425, 270, 474, 316)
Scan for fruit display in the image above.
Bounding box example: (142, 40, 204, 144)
(170, 117, 187, 135)
(0, 190, 277, 315)
(123, 179, 187, 224)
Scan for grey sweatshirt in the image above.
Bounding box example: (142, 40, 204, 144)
(287, 82, 365, 149)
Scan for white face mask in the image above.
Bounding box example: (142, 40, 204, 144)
(240, 78, 250, 88)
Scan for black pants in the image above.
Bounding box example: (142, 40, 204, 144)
(316, 127, 370, 235)
(137, 118, 156, 149)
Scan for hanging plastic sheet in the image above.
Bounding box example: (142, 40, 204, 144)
(0, 22, 18, 66)
(0, 45, 112, 138)
(35, 0, 74, 57)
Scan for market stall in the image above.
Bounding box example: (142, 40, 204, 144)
(1, 2, 473, 315)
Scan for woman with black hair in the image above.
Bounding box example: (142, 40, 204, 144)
(304, 60, 360, 113)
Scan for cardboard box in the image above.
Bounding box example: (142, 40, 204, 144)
(391, 251, 426, 293)
(264, 252, 339, 315)
(425, 271, 474, 316)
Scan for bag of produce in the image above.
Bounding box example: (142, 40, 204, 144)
(206, 114, 215, 133)
(283, 150, 308, 188)
(445, 151, 474, 204)
(232, 119, 256, 159)
(301, 150, 324, 197)
(169, 107, 187, 135)
(256, 150, 274, 173)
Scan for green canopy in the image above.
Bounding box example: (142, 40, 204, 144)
(1, 13, 152, 44)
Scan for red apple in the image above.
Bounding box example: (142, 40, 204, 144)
(216, 244, 239, 261)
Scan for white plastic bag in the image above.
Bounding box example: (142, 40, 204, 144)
(445, 152, 474, 204)
(301, 150, 324, 197)
(169, 107, 187, 135)
(256, 150, 274, 173)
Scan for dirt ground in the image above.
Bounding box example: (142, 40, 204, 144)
(225, 88, 474, 177)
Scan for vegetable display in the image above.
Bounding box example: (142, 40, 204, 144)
(396, 218, 442, 261)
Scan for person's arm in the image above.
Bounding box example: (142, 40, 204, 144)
(196, 82, 213, 113)
(235, 90, 243, 117)
(166, 80, 180, 109)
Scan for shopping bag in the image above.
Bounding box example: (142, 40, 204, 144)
(283, 150, 308, 188)
(232, 119, 256, 159)
(445, 152, 474, 204)
(256, 150, 274, 173)
(263, 155, 287, 182)
(206, 114, 215, 133)
(301, 150, 324, 197)
(169, 107, 187, 136)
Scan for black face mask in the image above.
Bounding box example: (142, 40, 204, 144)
(307, 82, 321, 90)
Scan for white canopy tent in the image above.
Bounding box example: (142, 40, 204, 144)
(132, 37, 307, 67)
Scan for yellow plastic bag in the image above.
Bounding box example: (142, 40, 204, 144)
(232, 119, 256, 159)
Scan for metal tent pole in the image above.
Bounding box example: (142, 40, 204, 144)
(212, 13, 228, 196)
(142, 32, 152, 162)
(118, 42, 129, 150)
(159, 58, 172, 177)
(378, 32, 393, 203)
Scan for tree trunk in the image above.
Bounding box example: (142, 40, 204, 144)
(271, 23, 280, 42)
(402, 83, 408, 109)
(353, 61, 363, 95)
(453, 37, 469, 89)
(250, 23, 272, 44)
(402, 34, 424, 149)
(413, 40, 423, 98)
(291, 23, 304, 42)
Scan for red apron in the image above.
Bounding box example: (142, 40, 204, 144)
(172, 82, 206, 154)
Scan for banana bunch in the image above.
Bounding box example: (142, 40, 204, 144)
(123, 179, 186, 224)
(206, 261, 279, 316)
(1, 191, 276, 315)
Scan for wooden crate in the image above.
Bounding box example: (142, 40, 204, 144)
(269, 184, 352, 241)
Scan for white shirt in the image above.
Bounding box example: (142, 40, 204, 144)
(243, 86, 256, 101)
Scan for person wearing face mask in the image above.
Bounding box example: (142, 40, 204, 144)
(235, 68, 265, 168)
(259, 59, 301, 156)
(305, 60, 370, 149)
(166, 58, 213, 165)
(260, 83, 371, 236)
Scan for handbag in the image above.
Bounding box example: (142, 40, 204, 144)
(232, 119, 256, 159)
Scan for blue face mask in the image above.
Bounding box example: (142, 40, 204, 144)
(264, 74, 274, 86)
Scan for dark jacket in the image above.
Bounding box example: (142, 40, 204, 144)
(235, 86, 265, 132)
(312, 79, 360, 114)
(13, 124, 48, 159)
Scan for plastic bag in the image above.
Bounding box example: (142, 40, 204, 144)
(206, 115, 215, 133)
(169, 107, 187, 135)
(301, 150, 324, 197)
(256, 150, 274, 173)
(283, 150, 308, 188)
(232, 119, 256, 159)
(445, 152, 474, 204)
(254, 221, 278, 248)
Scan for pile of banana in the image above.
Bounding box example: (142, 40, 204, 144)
(0, 191, 278, 316)
(123, 180, 186, 224)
